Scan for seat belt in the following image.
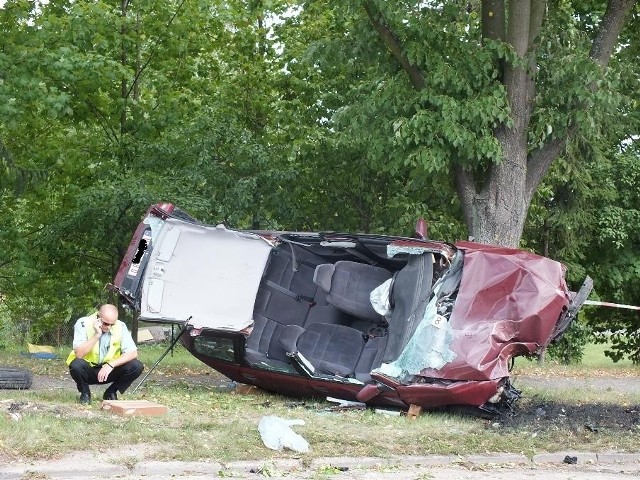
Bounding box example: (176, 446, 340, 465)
(273, 243, 318, 271)
(262, 279, 315, 304)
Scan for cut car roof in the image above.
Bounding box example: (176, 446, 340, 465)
(140, 219, 273, 331)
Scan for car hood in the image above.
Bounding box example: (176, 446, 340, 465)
(421, 241, 570, 381)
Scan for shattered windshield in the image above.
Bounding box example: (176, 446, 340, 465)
(374, 249, 463, 382)
(374, 251, 463, 381)
(375, 281, 457, 380)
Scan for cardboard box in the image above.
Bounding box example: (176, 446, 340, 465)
(101, 400, 168, 416)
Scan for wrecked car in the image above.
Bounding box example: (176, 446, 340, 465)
(113, 203, 592, 414)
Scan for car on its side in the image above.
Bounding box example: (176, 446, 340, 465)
(113, 203, 592, 415)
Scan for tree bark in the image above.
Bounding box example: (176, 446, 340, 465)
(468, 0, 633, 246)
(455, 0, 535, 246)
(455, 151, 528, 246)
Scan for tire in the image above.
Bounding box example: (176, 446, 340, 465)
(0, 367, 33, 389)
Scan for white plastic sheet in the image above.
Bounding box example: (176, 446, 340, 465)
(258, 416, 310, 453)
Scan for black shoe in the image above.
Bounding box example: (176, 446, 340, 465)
(103, 391, 117, 401)
(79, 392, 91, 404)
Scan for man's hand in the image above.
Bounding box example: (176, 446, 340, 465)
(93, 319, 103, 337)
(98, 363, 113, 382)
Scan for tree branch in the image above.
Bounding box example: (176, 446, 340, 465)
(125, 0, 189, 101)
(362, 1, 425, 90)
(501, 0, 535, 139)
(590, 0, 636, 68)
(528, 0, 546, 46)
(84, 97, 120, 144)
(525, 124, 578, 199)
(526, 0, 635, 197)
(506, 0, 531, 57)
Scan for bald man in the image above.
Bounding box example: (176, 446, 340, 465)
(67, 304, 144, 404)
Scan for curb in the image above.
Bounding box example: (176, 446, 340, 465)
(2, 453, 640, 479)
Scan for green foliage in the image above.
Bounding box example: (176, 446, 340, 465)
(525, 126, 640, 363)
(547, 318, 590, 365)
(271, 2, 469, 236)
(1, 0, 639, 361)
(520, 2, 640, 361)
(0, 301, 26, 348)
(0, 0, 296, 335)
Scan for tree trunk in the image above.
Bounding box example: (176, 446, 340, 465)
(455, 139, 529, 247)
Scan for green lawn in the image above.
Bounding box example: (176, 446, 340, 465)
(1, 341, 639, 463)
(512, 342, 640, 378)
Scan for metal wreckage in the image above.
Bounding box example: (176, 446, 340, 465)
(112, 203, 592, 415)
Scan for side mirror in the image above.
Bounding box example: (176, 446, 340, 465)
(414, 218, 428, 239)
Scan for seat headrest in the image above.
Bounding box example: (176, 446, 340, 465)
(313, 264, 336, 293)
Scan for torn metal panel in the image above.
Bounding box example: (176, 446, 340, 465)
(419, 242, 570, 381)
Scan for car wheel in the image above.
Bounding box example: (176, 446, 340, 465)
(0, 366, 33, 389)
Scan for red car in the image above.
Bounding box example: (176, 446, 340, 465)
(113, 204, 591, 415)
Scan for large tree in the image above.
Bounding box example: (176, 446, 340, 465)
(333, 0, 637, 246)
(0, 0, 293, 341)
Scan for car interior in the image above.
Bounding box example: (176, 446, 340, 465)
(245, 238, 439, 382)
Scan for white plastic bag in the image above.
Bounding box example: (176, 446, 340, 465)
(258, 415, 310, 453)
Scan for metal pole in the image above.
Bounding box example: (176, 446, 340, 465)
(171, 324, 175, 356)
(131, 319, 190, 394)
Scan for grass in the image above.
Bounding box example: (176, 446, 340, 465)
(1, 343, 639, 464)
(511, 343, 640, 377)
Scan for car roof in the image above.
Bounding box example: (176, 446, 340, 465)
(139, 218, 273, 331)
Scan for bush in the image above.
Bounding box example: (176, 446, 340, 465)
(0, 302, 29, 349)
(547, 317, 590, 364)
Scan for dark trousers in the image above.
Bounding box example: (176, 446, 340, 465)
(69, 358, 144, 395)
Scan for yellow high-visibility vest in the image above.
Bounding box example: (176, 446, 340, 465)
(66, 317, 123, 366)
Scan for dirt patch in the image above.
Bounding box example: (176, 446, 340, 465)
(1, 398, 101, 420)
(496, 397, 640, 433)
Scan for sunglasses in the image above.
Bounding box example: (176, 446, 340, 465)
(100, 319, 116, 327)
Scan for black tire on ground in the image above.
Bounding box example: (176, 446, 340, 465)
(0, 367, 33, 389)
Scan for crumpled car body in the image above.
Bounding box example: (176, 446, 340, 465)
(113, 203, 592, 414)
